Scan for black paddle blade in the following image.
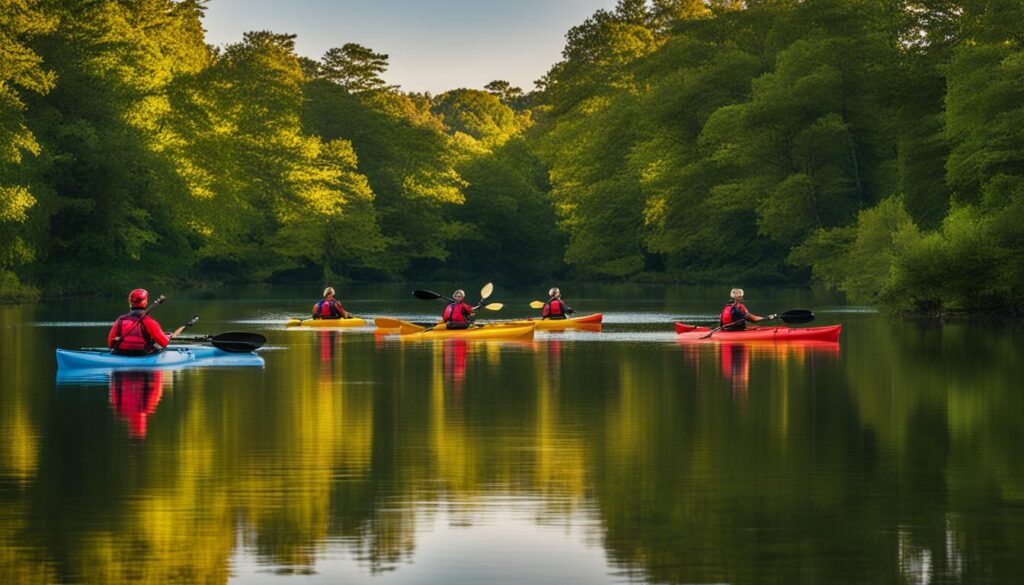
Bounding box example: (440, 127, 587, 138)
(413, 289, 443, 300)
(209, 332, 266, 353)
(780, 310, 815, 324)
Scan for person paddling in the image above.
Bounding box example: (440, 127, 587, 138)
(312, 287, 350, 320)
(108, 289, 170, 355)
(541, 287, 575, 320)
(442, 289, 475, 330)
(720, 288, 775, 331)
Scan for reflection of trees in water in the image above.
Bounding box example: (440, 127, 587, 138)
(2, 319, 1023, 582)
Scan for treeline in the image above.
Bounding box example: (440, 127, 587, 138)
(532, 0, 1024, 314)
(0, 0, 561, 300)
(3, 0, 1024, 314)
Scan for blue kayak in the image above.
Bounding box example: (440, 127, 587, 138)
(56, 345, 264, 373)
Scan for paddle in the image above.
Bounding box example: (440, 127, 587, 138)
(169, 316, 200, 339)
(412, 287, 503, 311)
(700, 309, 815, 339)
(373, 317, 427, 334)
(172, 331, 266, 353)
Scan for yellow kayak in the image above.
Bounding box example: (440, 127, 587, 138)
(509, 313, 603, 330)
(285, 317, 368, 328)
(374, 318, 536, 341)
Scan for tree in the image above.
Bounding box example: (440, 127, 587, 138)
(320, 43, 393, 93)
(0, 0, 55, 299)
(483, 80, 524, 106)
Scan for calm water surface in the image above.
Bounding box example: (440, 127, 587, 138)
(1, 284, 1022, 584)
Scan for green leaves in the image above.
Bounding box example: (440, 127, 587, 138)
(319, 43, 392, 93)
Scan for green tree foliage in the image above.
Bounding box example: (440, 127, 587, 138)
(793, 1, 1024, 314)
(2, 0, 1024, 310)
(0, 0, 54, 300)
(483, 80, 524, 108)
(432, 88, 522, 148)
(319, 43, 392, 93)
(429, 89, 562, 281)
(302, 77, 464, 275)
(163, 31, 384, 281)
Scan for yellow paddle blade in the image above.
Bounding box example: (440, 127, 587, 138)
(480, 282, 494, 299)
(529, 301, 545, 309)
(373, 317, 425, 333)
(400, 323, 427, 335)
(483, 303, 503, 311)
(284, 319, 303, 328)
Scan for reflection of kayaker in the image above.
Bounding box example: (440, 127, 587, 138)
(109, 370, 164, 438)
(442, 290, 476, 330)
(444, 339, 468, 385)
(541, 287, 575, 320)
(312, 287, 350, 320)
(107, 289, 169, 355)
(721, 344, 750, 397)
(720, 288, 775, 331)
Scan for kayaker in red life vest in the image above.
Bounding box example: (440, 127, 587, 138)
(312, 287, 349, 320)
(720, 288, 776, 331)
(107, 289, 170, 355)
(542, 287, 575, 320)
(442, 289, 475, 330)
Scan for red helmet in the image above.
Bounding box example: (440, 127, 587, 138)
(129, 289, 149, 308)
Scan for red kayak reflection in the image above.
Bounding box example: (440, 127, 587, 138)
(681, 339, 840, 398)
(108, 370, 166, 439)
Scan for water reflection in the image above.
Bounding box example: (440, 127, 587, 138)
(109, 371, 166, 439)
(680, 340, 841, 398)
(3, 293, 1024, 584)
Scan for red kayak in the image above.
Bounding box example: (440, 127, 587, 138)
(675, 322, 842, 343)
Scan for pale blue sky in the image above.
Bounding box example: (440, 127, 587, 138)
(202, 0, 617, 94)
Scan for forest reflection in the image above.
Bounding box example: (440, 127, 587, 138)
(1, 305, 1022, 583)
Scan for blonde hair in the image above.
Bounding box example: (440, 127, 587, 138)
(548, 287, 560, 298)
(453, 289, 465, 299)
(323, 287, 335, 298)
(730, 288, 744, 300)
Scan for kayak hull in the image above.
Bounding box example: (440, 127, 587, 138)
(397, 322, 536, 341)
(56, 346, 264, 373)
(285, 317, 367, 328)
(510, 313, 603, 330)
(674, 323, 842, 343)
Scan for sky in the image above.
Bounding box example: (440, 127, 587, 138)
(202, 0, 618, 94)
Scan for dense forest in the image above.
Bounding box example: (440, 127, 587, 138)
(2, 0, 1023, 314)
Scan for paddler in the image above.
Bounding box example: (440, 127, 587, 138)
(442, 289, 475, 329)
(312, 287, 350, 320)
(541, 287, 575, 320)
(720, 288, 775, 331)
(108, 289, 169, 355)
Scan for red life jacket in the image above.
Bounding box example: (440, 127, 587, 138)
(543, 299, 566, 318)
(443, 302, 473, 324)
(111, 311, 156, 354)
(314, 298, 343, 319)
(720, 302, 748, 328)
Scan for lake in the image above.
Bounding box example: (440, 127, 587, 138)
(1, 283, 1022, 584)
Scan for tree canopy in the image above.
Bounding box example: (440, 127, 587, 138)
(2, 0, 1023, 314)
